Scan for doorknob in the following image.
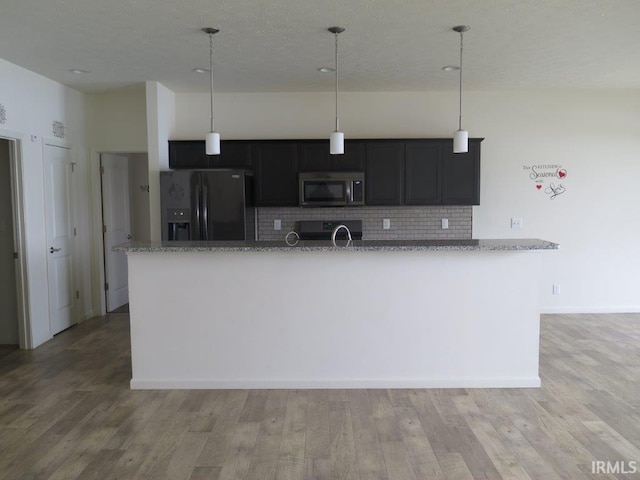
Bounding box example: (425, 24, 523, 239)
(49, 247, 62, 253)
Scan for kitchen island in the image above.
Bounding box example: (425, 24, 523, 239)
(115, 239, 558, 389)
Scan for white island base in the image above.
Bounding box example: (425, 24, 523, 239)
(125, 244, 548, 389)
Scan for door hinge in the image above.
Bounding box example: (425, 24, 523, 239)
(76, 290, 80, 299)
(104, 283, 109, 291)
(13, 252, 18, 259)
(71, 162, 76, 173)
(74, 227, 77, 237)
(100, 165, 105, 174)
(103, 225, 107, 233)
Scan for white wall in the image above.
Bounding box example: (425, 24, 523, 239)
(0, 58, 89, 348)
(0, 139, 18, 344)
(146, 82, 175, 240)
(173, 89, 640, 313)
(86, 91, 147, 151)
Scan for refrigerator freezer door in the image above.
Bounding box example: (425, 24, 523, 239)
(202, 171, 246, 240)
(160, 171, 193, 241)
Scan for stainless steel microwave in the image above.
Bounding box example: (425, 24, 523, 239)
(299, 172, 365, 207)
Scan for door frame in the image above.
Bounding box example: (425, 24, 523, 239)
(91, 149, 147, 316)
(0, 131, 31, 349)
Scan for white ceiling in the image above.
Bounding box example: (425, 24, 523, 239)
(1, 0, 639, 93)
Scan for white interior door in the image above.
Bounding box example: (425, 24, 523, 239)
(101, 153, 131, 312)
(44, 144, 76, 335)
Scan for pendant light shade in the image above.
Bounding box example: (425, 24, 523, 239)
(453, 129, 468, 154)
(328, 26, 345, 155)
(203, 27, 220, 155)
(330, 131, 344, 155)
(206, 132, 220, 155)
(452, 25, 470, 154)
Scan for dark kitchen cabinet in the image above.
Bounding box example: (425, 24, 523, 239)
(168, 140, 210, 168)
(365, 142, 405, 205)
(334, 141, 365, 171)
(168, 140, 253, 169)
(210, 141, 253, 169)
(441, 140, 481, 205)
(254, 142, 299, 206)
(404, 141, 441, 205)
(298, 141, 365, 172)
(298, 142, 330, 171)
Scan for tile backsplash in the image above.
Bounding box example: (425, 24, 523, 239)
(257, 206, 472, 241)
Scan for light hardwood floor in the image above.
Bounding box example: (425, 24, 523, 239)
(0, 312, 639, 479)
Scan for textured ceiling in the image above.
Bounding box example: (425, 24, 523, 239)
(1, 0, 639, 93)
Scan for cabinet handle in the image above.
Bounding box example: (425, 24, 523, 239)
(49, 247, 61, 253)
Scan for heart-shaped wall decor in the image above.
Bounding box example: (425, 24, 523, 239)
(557, 169, 567, 178)
(536, 184, 542, 190)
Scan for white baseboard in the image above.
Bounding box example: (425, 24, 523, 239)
(541, 306, 640, 314)
(130, 377, 541, 390)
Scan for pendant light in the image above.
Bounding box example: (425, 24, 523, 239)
(452, 25, 470, 154)
(203, 27, 220, 155)
(328, 26, 345, 155)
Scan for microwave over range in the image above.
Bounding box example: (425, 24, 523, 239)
(299, 172, 365, 207)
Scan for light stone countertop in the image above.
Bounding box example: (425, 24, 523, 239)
(114, 239, 559, 253)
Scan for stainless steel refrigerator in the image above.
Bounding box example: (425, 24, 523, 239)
(160, 170, 255, 241)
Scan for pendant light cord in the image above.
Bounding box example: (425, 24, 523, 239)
(458, 31, 464, 131)
(334, 31, 339, 132)
(209, 32, 215, 132)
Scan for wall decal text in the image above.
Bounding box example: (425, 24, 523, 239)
(523, 164, 567, 200)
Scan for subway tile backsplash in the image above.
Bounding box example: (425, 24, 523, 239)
(257, 206, 472, 241)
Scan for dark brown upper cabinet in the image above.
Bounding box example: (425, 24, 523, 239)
(253, 142, 299, 206)
(441, 140, 481, 205)
(298, 140, 365, 172)
(169, 140, 253, 169)
(365, 141, 405, 205)
(404, 141, 442, 205)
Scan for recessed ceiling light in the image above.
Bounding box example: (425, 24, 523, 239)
(442, 65, 460, 72)
(193, 67, 210, 74)
(317, 67, 335, 73)
(69, 68, 90, 74)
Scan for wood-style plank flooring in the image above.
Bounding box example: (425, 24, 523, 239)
(0, 312, 639, 479)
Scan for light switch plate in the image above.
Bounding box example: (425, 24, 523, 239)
(441, 218, 449, 229)
(383, 219, 391, 230)
(274, 219, 281, 231)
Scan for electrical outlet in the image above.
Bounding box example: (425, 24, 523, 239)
(511, 218, 523, 229)
(441, 218, 449, 229)
(274, 219, 281, 231)
(552, 284, 561, 295)
(383, 219, 391, 230)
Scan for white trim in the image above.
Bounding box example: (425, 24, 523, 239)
(541, 306, 640, 314)
(131, 377, 542, 390)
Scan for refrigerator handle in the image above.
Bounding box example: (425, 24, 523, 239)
(202, 184, 209, 241)
(195, 183, 201, 240)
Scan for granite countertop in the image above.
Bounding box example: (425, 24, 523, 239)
(114, 239, 559, 253)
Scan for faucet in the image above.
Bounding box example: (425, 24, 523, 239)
(331, 224, 352, 247)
